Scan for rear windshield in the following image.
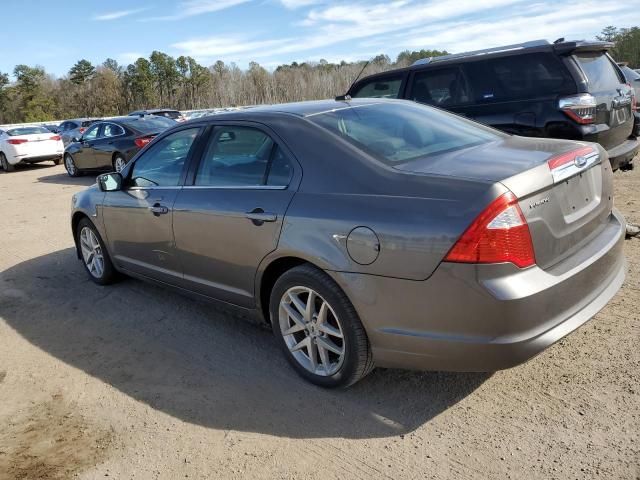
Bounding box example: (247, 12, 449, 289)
(308, 101, 502, 165)
(575, 53, 624, 92)
(156, 111, 181, 119)
(351, 76, 403, 99)
(7, 126, 50, 135)
(81, 120, 98, 127)
(120, 116, 176, 134)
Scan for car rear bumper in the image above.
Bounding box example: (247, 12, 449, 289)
(606, 137, 638, 170)
(10, 154, 62, 165)
(328, 209, 626, 372)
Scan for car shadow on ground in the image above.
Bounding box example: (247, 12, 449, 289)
(36, 171, 97, 186)
(0, 249, 489, 439)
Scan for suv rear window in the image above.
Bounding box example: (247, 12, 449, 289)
(351, 76, 403, 99)
(308, 101, 501, 164)
(575, 53, 624, 92)
(465, 52, 574, 102)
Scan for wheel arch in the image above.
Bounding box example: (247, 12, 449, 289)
(256, 256, 321, 325)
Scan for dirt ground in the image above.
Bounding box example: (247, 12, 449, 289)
(0, 162, 638, 480)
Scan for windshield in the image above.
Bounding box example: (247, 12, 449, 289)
(307, 101, 502, 164)
(157, 111, 181, 119)
(121, 116, 176, 134)
(7, 126, 51, 136)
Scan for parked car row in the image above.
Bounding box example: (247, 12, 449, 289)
(347, 39, 638, 171)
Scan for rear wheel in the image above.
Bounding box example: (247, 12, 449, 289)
(64, 153, 80, 177)
(270, 264, 374, 388)
(1, 153, 15, 172)
(76, 218, 118, 285)
(113, 154, 127, 173)
(53, 156, 62, 165)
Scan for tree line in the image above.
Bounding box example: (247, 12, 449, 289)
(0, 25, 638, 125)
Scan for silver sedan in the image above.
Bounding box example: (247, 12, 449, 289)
(70, 99, 626, 387)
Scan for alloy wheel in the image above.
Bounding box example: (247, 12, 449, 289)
(279, 286, 345, 376)
(79, 226, 105, 279)
(65, 155, 76, 175)
(114, 156, 126, 172)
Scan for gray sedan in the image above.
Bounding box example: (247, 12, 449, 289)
(70, 99, 626, 387)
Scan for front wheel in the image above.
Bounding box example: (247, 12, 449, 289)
(64, 153, 80, 177)
(270, 264, 374, 388)
(53, 156, 62, 165)
(76, 218, 118, 285)
(1, 153, 15, 172)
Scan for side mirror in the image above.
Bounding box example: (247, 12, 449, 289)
(98, 172, 123, 192)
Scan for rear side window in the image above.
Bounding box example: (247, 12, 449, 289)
(410, 67, 470, 107)
(465, 53, 574, 102)
(576, 53, 624, 92)
(351, 76, 403, 99)
(195, 126, 291, 187)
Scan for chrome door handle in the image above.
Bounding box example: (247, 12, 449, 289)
(149, 204, 169, 216)
(246, 209, 277, 224)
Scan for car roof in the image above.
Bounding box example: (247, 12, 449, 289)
(348, 39, 614, 86)
(185, 98, 396, 121)
(130, 109, 180, 114)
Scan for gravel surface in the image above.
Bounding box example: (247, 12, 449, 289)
(0, 163, 638, 480)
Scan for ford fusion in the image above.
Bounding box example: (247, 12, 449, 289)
(70, 99, 626, 387)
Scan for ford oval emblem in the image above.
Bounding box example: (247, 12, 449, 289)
(574, 155, 588, 168)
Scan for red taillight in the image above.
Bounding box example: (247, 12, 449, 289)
(50, 135, 61, 141)
(7, 138, 28, 145)
(559, 93, 596, 124)
(547, 146, 595, 170)
(134, 136, 154, 148)
(79, 127, 86, 134)
(628, 84, 637, 112)
(444, 192, 536, 268)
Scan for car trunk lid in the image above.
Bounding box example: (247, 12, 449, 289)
(394, 136, 614, 270)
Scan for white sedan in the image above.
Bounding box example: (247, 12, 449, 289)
(0, 126, 64, 172)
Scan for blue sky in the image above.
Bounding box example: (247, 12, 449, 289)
(1, 0, 639, 78)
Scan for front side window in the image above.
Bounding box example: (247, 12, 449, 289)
(195, 126, 291, 187)
(83, 124, 100, 141)
(351, 76, 403, 99)
(411, 68, 470, 106)
(308, 101, 502, 165)
(130, 127, 200, 188)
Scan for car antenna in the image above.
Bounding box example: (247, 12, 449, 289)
(335, 59, 370, 101)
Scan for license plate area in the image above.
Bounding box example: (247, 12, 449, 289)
(556, 165, 602, 222)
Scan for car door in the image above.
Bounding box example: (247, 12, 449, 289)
(93, 122, 125, 169)
(172, 124, 300, 307)
(101, 126, 203, 284)
(73, 123, 101, 169)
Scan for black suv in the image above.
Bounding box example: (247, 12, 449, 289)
(348, 39, 638, 170)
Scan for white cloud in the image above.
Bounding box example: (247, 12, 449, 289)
(279, 0, 323, 8)
(93, 8, 148, 21)
(146, 0, 251, 21)
(172, 36, 293, 58)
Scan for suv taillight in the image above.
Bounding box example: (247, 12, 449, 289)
(627, 83, 637, 112)
(444, 192, 536, 268)
(559, 93, 597, 124)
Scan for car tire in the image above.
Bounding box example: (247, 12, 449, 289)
(270, 264, 374, 388)
(1, 153, 15, 172)
(64, 153, 81, 177)
(76, 218, 118, 285)
(113, 154, 127, 173)
(53, 156, 62, 165)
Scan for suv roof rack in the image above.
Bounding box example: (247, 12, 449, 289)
(412, 40, 550, 66)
